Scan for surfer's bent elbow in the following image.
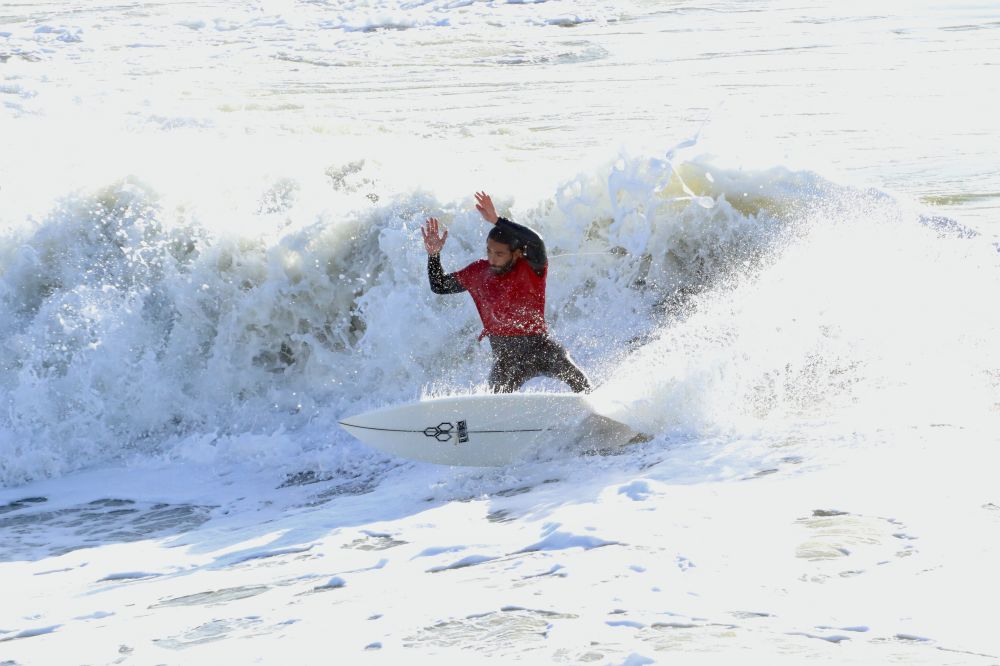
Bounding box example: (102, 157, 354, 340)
(496, 217, 546, 275)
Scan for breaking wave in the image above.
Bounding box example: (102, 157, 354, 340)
(1, 148, 997, 486)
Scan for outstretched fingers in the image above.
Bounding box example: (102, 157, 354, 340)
(422, 217, 447, 254)
(475, 191, 498, 224)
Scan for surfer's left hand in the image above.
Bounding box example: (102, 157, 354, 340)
(475, 191, 499, 225)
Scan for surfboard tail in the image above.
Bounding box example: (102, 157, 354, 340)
(582, 394, 640, 429)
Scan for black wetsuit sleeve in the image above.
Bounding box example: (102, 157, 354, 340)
(497, 216, 547, 275)
(428, 254, 466, 294)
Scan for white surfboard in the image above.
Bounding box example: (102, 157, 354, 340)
(338, 392, 641, 467)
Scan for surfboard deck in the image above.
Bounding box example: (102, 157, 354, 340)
(338, 392, 641, 467)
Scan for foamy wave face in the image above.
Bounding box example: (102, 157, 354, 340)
(595, 181, 1000, 437)
(1, 151, 996, 486)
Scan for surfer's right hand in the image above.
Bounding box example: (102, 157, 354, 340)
(475, 191, 499, 225)
(421, 217, 448, 255)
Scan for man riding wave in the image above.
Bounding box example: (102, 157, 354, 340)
(422, 192, 592, 393)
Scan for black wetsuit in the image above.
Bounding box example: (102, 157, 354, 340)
(428, 217, 592, 393)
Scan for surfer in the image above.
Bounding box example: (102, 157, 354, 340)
(422, 192, 592, 394)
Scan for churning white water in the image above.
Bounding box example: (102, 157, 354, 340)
(2, 0, 998, 663)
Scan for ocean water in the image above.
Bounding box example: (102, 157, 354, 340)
(1, 1, 999, 663)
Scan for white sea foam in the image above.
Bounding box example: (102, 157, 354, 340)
(2, 0, 999, 662)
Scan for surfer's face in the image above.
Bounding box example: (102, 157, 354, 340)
(486, 238, 519, 275)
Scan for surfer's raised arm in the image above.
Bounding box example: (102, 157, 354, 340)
(494, 217, 546, 275)
(422, 216, 466, 294)
(475, 191, 547, 276)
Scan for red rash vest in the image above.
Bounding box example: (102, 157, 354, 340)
(454, 259, 548, 340)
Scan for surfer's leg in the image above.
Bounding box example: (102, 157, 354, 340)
(487, 335, 540, 392)
(539, 337, 592, 393)
(488, 360, 525, 392)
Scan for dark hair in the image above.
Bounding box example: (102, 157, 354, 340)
(487, 225, 521, 251)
